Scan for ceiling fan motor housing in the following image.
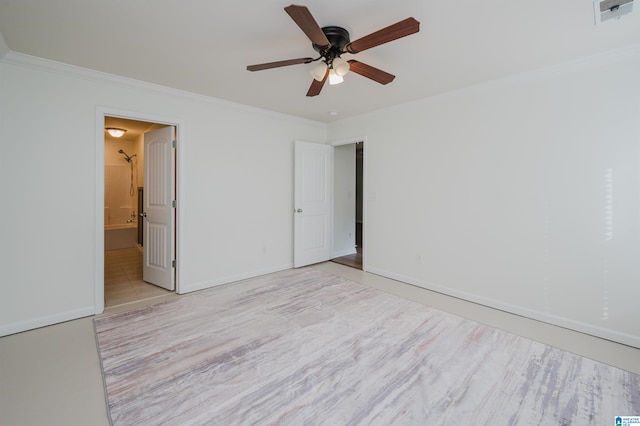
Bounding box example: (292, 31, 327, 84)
(313, 26, 350, 62)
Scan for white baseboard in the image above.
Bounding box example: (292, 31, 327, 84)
(1, 264, 293, 335)
(367, 266, 640, 349)
(179, 263, 294, 294)
(0, 306, 96, 337)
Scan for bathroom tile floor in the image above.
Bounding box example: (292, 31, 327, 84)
(104, 247, 171, 307)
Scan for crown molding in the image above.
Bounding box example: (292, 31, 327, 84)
(336, 41, 640, 124)
(0, 32, 8, 58)
(0, 51, 326, 129)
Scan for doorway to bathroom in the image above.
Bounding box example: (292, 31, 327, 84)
(102, 115, 177, 308)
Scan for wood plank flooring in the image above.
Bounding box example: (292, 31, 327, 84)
(331, 247, 362, 270)
(95, 268, 640, 425)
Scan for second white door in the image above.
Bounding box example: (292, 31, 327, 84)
(142, 126, 175, 290)
(294, 141, 333, 267)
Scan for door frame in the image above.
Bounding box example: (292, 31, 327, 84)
(95, 107, 184, 314)
(329, 136, 367, 271)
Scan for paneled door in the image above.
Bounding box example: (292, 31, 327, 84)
(142, 126, 175, 290)
(294, 141, 333, 267)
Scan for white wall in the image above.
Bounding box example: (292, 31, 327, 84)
(3, 45, 639, 348)
(0, 54, 325, 335)
(333, 144, 356, 257)
(327, 47, 640, 348)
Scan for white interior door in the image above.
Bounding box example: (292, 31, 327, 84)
(143, 126, 175, 290)
(294, 141, 333, 267)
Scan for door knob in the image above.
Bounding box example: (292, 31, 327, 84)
(140, 212, 147, 218)
(296, 208, 303, 213)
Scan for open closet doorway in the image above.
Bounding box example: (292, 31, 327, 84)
(331, 141, 364, 270)
(103, 116, 176, 308)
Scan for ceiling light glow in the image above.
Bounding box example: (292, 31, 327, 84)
(328, 69, 343, 85)
(105, 128, 126, 138)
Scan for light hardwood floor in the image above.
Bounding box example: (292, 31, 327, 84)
(1, 262, 638, 425)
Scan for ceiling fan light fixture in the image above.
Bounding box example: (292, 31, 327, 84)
(105, 128, 126, 138)
(328, 68, 344, 85)
(332, 57, 350, 77)
(247, 5, 420, 96)
(310, 63, 328, 81)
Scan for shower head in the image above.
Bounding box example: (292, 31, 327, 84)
(118, 149, 135, 162)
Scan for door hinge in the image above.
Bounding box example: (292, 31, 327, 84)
(172, 140, 177, 148)
(172, 259, 176, 268)
(172, 200, 177, 208)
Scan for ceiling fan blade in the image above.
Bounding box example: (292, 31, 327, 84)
(306, 69, 328, 97)
(345, 17, 420, 54)
(347, 60, 395, 85)
(284, 5, 330, 48)
(247, 57, 314, 72)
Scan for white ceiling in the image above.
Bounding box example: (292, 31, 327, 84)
(104, 117, 157, 141)
(1, 0, 639, 123)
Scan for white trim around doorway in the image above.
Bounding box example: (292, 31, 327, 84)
(95, 107, 185, 314)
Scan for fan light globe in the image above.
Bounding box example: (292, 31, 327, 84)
(333, 57, 350, 77)
(310, 63, 327, 81)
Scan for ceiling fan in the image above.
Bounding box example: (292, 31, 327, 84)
(247, 4, 420, 97)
